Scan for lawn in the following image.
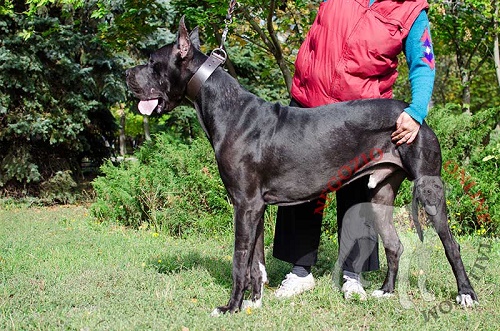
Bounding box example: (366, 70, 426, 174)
(0, 205, 499, 330)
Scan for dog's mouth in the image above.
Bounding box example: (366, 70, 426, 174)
(138, 98, 165, 115)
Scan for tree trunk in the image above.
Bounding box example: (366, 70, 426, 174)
(119, 104, 126, 156)
(494, 3, 500, 88)
(143, 116, 151, 141)
(266, 0, 293, 94)
(276, 56, 293, 94)
(495, 35, 500, 87)
(460, 70, 471, 114)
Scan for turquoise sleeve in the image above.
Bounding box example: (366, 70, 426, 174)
(403, 10, 436, 124)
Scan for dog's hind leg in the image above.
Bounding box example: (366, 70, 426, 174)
(369, 171, 406, 296)
(211, 198, 266, 316)
(414, 176, 478, 307)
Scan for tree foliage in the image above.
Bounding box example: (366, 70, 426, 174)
(0, 1, 121, 193)
(430, 0, 500, 110)
(171, 0, 319, 98)
(91, 0, 175, 54)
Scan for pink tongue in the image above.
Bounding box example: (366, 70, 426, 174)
(138, 99, 159, 115)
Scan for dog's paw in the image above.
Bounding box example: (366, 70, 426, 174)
(456, 294, 479, 308)
(241, 298, 262, 310)
(210, 303, 244, 317)
(210, 305, 232, 317)
(371, 290, 393, 298)
(210, 308, 224, 317)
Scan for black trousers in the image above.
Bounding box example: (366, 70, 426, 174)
(272, 100, 379, 272)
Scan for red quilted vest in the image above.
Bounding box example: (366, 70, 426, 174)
(291, 0, 429, 107)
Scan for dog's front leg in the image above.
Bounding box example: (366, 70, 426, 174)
(241, 215, 267, 310)
(413, 176, 478, 307)
(211, 200, 266, 316)
(425, 194, 478, 306)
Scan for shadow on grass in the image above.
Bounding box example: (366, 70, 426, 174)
(146, 235, 387, 290)
(147, 251, 234, 287)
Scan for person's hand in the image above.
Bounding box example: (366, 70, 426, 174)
(391, 112, 420, 146)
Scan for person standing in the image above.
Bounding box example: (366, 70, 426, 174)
(273, 0, 435, 300)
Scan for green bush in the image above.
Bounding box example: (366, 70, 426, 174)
(39, 170, 78, 204)
(427, 104, 499, 236)
(91, 134, 233, 236)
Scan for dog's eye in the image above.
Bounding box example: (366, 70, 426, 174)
(149, 58, 162, 73)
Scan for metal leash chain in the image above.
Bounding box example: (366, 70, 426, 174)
(210, 0, 237, 64)
(187, 0, 237, 99)
(219, 0, 237, 49)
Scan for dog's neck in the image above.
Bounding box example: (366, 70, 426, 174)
(188, 61, 269, 151)
(186, 51, 226, 102)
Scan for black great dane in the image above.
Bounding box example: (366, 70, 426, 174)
(126, 18, 478, 315)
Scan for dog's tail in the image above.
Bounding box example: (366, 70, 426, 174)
(411, 184, 424, 242)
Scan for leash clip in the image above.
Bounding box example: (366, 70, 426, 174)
(210, 48, 227, 64)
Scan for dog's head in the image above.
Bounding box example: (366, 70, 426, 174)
(415, 176, 444, 216)
(126, 17, 201, 115)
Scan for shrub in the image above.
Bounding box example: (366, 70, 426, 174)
(39, 170, 78, 204)
(91, 134, 233, 236)
(427, 104, 499, 236)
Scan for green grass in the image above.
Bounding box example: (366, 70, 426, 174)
(1, 205, 499, 330)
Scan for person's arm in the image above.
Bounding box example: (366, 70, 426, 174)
(392, 10, 435, 145)
(403, 10, 435, 124)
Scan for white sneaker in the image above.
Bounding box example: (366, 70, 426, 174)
(274, 273, 315, 298)
(341, 275, 367, 300)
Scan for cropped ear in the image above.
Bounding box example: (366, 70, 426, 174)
(177, 16, 191, 59)
(189, 26, 201, 50)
